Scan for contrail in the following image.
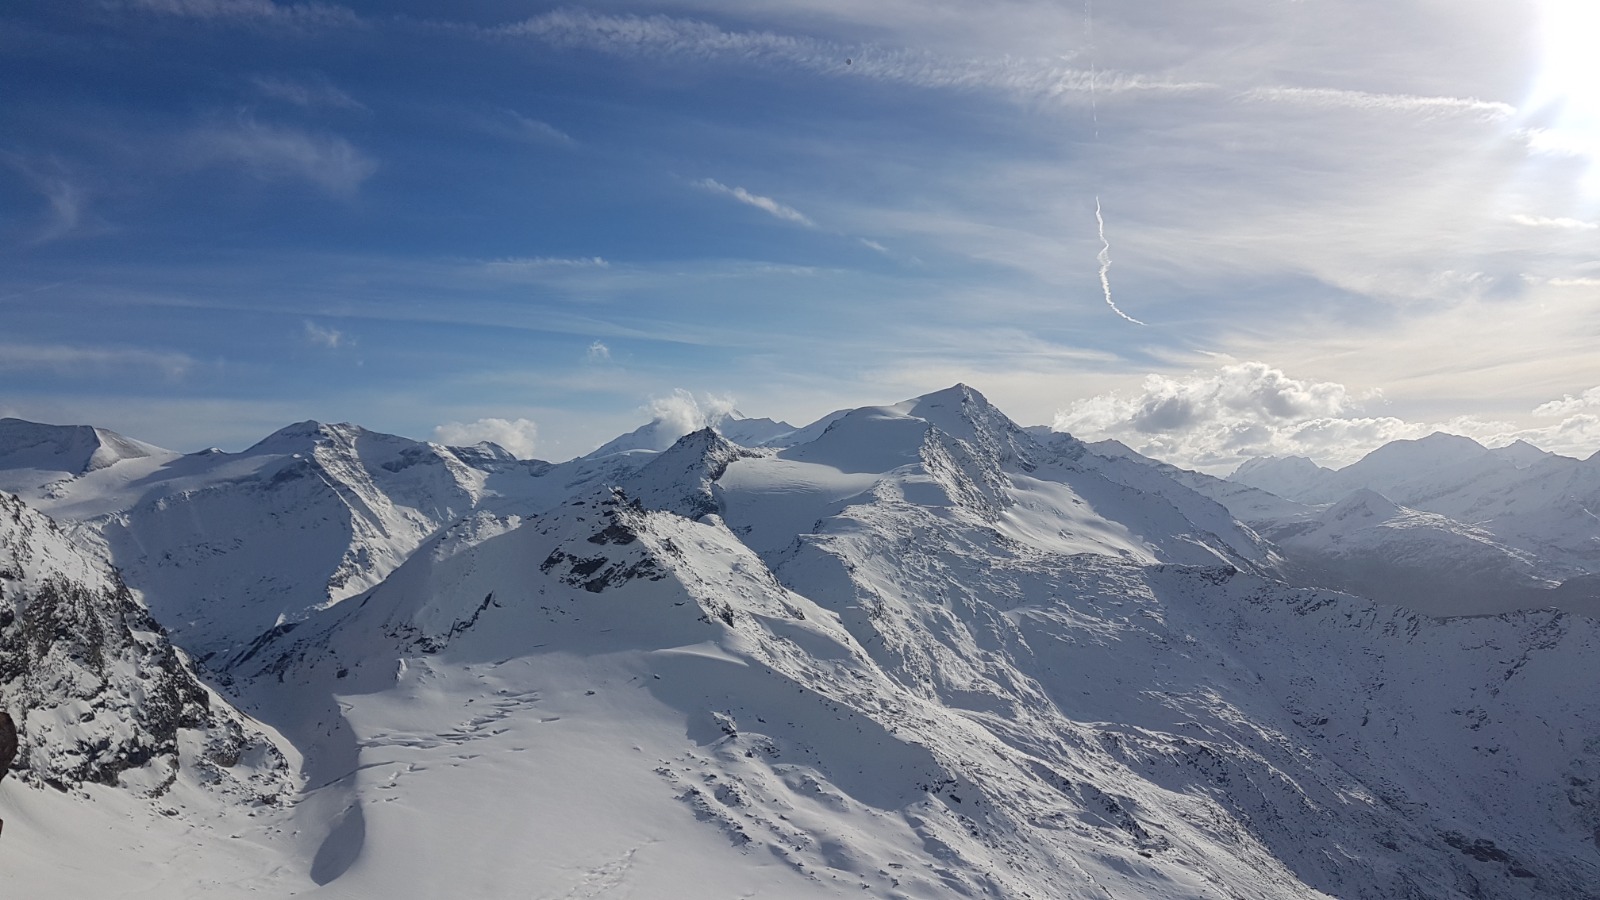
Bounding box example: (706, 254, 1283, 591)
(1095, 196, 1144, 326)
(1085, 0, 1099, 138)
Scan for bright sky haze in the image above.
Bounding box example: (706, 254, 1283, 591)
(3, 0, 1598, 471)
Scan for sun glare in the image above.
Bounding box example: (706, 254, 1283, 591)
(1532, 0, 1600, 163)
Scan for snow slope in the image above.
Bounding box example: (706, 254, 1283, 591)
(4, 389, 1600, 898)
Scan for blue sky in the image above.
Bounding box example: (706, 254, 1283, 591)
(4, 0, 1599, 469)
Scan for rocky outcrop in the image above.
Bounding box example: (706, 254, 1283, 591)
(0, 710, 15, 782)
(0, 492, 290, 799)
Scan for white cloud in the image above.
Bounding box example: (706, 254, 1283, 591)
(1054, 362, 1425, 470)
(0, 342, 194, 379)
(1510, 213, 1599, 231)
(586, 340, 611, 362)
(498, 110, 574, 145)
(1435, 410, 1600, 462)
(189, 119, 376, 195)
(1244, 87, 1515, 120)
(694, 178, 815, 227)
(249, 74, 364, 110)
(1533, 385, 1600, 417)
(492, 8, 1205, 104)
(30, 175, 87, 245)
(433, 417, 540, 457)
(1520, 127, 1600, 160)
(122, 0, 357, 28)
(483, 256, 609, 273)
(303, 320, 343, 348)
(648, 389, 737, 437)
(1054, 363, 1600, 471)
(2, 154, 100, 245)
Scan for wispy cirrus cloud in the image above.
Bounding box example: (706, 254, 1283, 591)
(1510, 214, 1599, 231)
(0, 342, 195, 379)
(480, 256, 610, 274)
(2, 154, 100, 245)
(249, 73, 365, 110)
(470, 108, 575, 146)
(118, 0, 357, 28)
(1243, 86, 1515, 120)
(694, 178, 814, 227)
(302, 320, 344, 349)
(491, 8, 1204, 103)
(187, 118, 376, 195)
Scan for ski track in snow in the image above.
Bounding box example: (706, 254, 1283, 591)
(547, 848, 640, 899)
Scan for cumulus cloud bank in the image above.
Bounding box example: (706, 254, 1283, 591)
(1054, 362, 1422, 471)
(433, 417, 540, 457)
(1534, 386, 1600, 417)
(1056, 364, 1600, 471)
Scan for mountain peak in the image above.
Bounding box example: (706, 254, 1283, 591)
(1415, 431, 1488, 450)
(0, 417, 171, 479)
(623, 427, 755, 518)
(1324, 486, 1402, 522)
(1490, 439, 1553, 469)
(246, 420, 370, 453)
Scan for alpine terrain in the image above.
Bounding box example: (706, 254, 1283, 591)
(1, 388, 1597, 899)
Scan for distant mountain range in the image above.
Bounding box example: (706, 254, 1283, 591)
(2, 392, 1598, 898)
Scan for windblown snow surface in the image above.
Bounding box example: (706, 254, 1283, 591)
(3, 387, 1600, 898)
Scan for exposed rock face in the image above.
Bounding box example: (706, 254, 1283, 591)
(0, 710, 16, 782)
(0, 492, 289, 799)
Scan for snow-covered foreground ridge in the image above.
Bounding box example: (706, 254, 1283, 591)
(1, 387, 1598, 898)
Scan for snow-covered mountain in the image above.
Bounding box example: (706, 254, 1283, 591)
(1261, 488, 1586, 615)
(1097, 437, 1600, 616)
(3, 389, 1600, 898)
(1227, 433, 1600, 594)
